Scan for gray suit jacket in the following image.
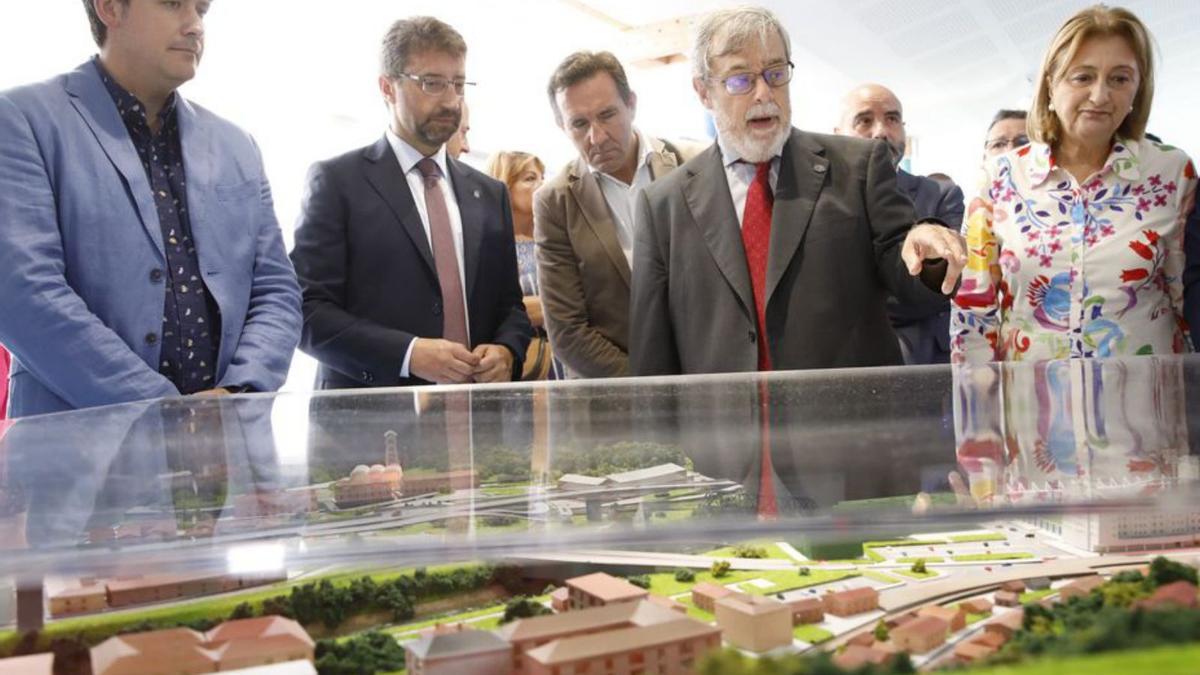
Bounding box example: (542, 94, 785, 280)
(630, 128, 949, 375)
(534, 137, 703, 378)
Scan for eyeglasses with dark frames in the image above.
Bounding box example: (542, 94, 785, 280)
(395, 73, 475, 96)
(711, 62, 794, 96)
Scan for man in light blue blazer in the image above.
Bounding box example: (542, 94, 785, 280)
(0, 0, 301, 417)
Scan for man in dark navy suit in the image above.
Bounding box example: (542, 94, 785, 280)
(291, 16, 530, 390)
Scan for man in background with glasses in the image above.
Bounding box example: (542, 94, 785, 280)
(983, 109, 1029, 160)
(630, 5, 966, 376)
(291, 16, 530, 390)
(835, 83, 965, 365)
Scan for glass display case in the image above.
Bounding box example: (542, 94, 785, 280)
(1, 355, 1198, 674)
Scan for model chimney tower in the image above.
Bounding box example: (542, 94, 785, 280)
(384, 430, 399, 467)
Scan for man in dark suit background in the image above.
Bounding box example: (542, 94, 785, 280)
(631, 7, 966, 376)
(290, 16, 530, 391)
(835, 83, 965, 365)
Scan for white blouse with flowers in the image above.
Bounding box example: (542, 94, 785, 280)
(951, 138, 1197, 363)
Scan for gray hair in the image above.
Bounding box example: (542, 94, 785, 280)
(381, 16, 467, 78)
(691, 6, 791, 80)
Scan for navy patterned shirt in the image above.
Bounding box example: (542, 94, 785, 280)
(95, 59, 220, 394)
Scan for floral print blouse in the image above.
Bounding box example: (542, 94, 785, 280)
(951, 138, 1197, 363)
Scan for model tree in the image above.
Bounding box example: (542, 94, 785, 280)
(874, 619, 890, 642)
(911, 559, 927, 574)
(711, 560, 732, 578)
(501, 596, 552, 624)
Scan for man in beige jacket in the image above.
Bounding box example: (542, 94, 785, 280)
(535, 51, 702, 378)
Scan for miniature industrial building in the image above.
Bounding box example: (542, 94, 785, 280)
(333, 463, 402, 508)
(90, 617, 314, 675)
(1135, 580, 1199, 611)
(1059, 575, 1104, 600)
(207, 616, 316, 669)
(822, 587, 879, 617)
(786, 597, 824, 625)
(959, 598, 993, 615)
(690, 582, 734, 613)
(549, 587, 569, 612)
(47, 583, 106, 616)
(832, 644, 891, 671)
(404, 629, 513, 675)
(889, 615, 949, 654)
(496, 600, 705, 675)
(714, 594, 792, 653)
(1000, 580, 1026, 594)
(983, 609, 1025, 640)
(994, 589, 1020, 607)
(557, 474, 607, 491)
(954, 639, 998, 664)
(917, 604, 966, 632)
(565, 573, 648, 610)
(53, 571, 288, 616)
(522, 617, 719, 675)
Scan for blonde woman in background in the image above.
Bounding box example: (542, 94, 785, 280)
(952, 5, 1196, 362)
(486, 151, 560, 379)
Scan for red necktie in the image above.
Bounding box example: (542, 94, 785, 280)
(417, 158, 469, 347)
(741, 162, 778, 519)
(741, 162, 774, 371)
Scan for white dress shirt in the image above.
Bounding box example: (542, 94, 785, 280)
(717, 134, 782, 228)
(386, 129, 471, 377)
(592, 129, 656, 266)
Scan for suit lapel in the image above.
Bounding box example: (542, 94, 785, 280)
(568, 158, 631, 287)
(765, 130, 828, 307)
(65, 63, 165, 257)
(362, 137, 436, 276)
(447, 157, 484, 298)
(646, 137, 680, 180)
(682, 146, 754, 319)
(175, 98, 212, 265)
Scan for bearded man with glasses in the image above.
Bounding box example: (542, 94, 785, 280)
(630, 5, 967, 376)
(291, 16, 530, 390)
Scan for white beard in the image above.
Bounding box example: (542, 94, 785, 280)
(713, 101, 790, 163)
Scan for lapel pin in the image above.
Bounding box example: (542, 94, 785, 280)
(473, 189, 481, 199)
(814, 164, 827, 174)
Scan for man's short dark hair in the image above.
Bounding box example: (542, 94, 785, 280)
(987, 109, 1027, 133)
(546, 51, 634, 127)
(380, 16, 467, 79)
(82, 0, 129, 47)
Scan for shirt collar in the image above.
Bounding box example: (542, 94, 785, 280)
(92, 56, 178, 130)
(1028, 137, 1141, 187)
(386, 127, 451, 180)
(588, 127, 655, 181)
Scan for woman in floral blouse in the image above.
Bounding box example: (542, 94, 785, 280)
(952, 5, 1197, 363)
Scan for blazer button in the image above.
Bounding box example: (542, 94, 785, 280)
(432, 300, 442, 316)
(145, 332, 159, 345)
(149, 268, 164, 283)
(748, 331, 757, 344)
(362, 370, 375, 384)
